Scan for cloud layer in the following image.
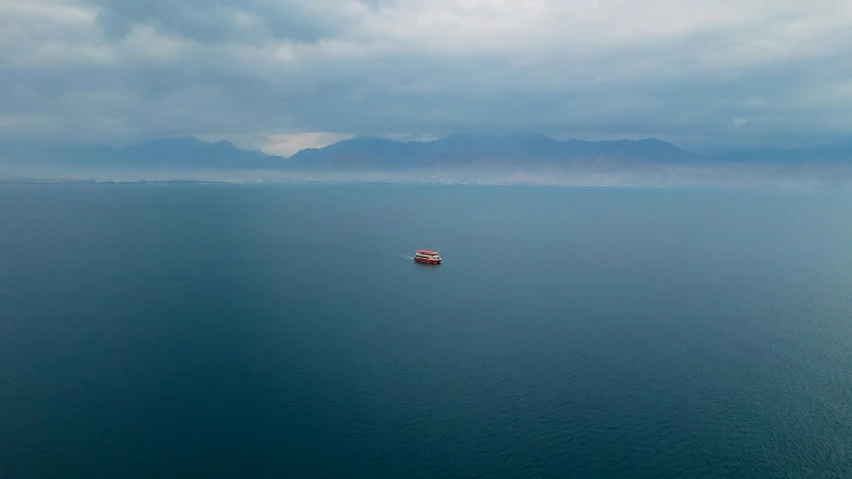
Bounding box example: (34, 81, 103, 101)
(2, 0, 852, 152)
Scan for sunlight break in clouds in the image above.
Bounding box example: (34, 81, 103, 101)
(1, 0, 852, 150)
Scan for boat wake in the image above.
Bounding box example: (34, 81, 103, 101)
(225, 228, 419, 263)
(383, 253, 415, 260)
(227, 237, 417, 262)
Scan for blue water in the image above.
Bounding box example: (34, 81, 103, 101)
(2, 184, 852, 478)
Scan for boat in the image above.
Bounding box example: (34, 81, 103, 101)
(414, 249, 442, 264)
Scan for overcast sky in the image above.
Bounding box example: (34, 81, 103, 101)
(2, 0, 852, 154)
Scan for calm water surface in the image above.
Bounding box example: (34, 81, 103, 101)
(1, 184, 852, 478)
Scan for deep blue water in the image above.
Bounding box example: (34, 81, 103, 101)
(2, 184, 852, 478)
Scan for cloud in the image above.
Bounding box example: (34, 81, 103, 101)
(86, 0, 372, 44)
(197, 131, 355, 156)
(2, 0, 852, 151)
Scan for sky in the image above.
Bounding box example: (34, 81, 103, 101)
(2, 0, 852, 155)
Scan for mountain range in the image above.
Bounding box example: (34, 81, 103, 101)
(285, 134, 700, 170)
(3, 134, 852, 187)
(0, 137, 275, 171)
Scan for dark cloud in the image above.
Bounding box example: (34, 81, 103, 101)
(2, 0, 852, 152)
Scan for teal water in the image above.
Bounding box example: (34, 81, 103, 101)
(2, 184, 852, 478)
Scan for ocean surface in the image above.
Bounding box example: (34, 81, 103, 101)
(2, 183, 852, 478)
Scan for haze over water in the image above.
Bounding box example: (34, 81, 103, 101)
(2, 184, 852, 478)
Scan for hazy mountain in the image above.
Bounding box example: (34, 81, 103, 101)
(286, 134, 698, 170)
(0, 137, 279, 171)
(0, 134, 701, 173)
(719, 144, 852, 163)
(4, 134, 852, 188)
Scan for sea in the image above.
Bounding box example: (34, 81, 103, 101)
(1, 183, 852, 478)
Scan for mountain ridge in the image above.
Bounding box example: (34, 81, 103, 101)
(3, 134, 852, 176)
(284, 134, 700, 170)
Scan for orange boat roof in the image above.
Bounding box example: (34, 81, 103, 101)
(416, 249, 438, 254)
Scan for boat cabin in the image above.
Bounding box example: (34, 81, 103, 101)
(414, 249, 442, 264)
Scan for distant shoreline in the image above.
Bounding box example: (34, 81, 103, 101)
(1, 177, 846, 192)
